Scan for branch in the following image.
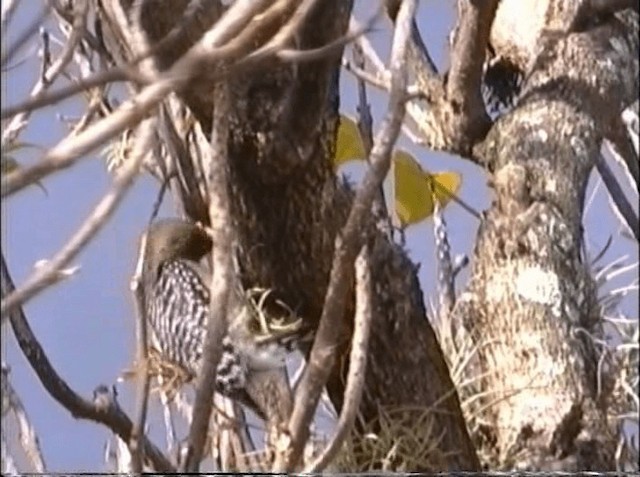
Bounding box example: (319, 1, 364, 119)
(385, 0, 439, 81)
(0, 252, 174, 473)
(383, 0, 498, 156)
(276, 15, 377, 63)
(596, 153, 639, 242)
(1, 363, 47, 473)
(1, 0, 19, 33)
(128, 230, 152, 474)
(1, 0, 227, 123)
(352, 42, 394, 241)
(0, 0, 282, 198)
(446, 0, 498, 122)
(1, 0, 87, 147)
(0, 66, 134, 121)
(304, 245, 373, 472)
(157, 100, 210, 221)
(0, 117, 152, 320)
(277, 0, 416, 470)
(1, 432, 19, 475)
(181, 82, 235, 472)
(1, 3, 50, 68)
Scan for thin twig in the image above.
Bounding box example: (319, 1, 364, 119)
(0, 66, 134, 122)
(1, 3, 51, 68)
(276, 15, 378, 63)
(1, 431, 19, 475)
(304, 245, 373, 472)
(352, 43, 393, 236)
(181, 81, 235, 472)
(277, 0, 416, 471)
(0, 117, 152, 320)
(385, 0, 439, 77)
(445, 0, 498, 121)
(343, 58, 421, 98)
(0, 0, 275, 198)
(158, 388, 177, 453)
(39, 28, 51, 83)
(349, 37, 484, 220)
(129, 222, 152, 474)
(1, 0, 88, 146)
(596, 152, 639, 242)
(1, 363, 47, 473)
(0, 0, 19, 34)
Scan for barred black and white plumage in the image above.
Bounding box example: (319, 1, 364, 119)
(147, 259, 247, 395)
(139, 218, 305, 419)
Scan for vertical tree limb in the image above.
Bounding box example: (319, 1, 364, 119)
(182, 82, 235, 472)
(128, 230, 151, 474)
(278, 0, 416, 470)
(304, 245, 373, 472)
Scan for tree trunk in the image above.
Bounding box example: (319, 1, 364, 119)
(457, 4, 639, 470)
(95, 0, 479, 471)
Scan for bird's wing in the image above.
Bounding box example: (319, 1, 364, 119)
(149, 260, 256, 408)
(148, 259, 210, 376)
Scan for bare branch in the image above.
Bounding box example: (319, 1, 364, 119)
(1, 363, 47, 473)
(0, 66, 134, 121)
(596, 153, 640, 242)
(0, 0, 19, 34)
(1, 431, 19, 475)
(277, 0, 416, 471)
(1, 0, 226, 123)
(128, 228, 151, 474)
(0, 0, 282, 198)
(352, 43, 393, 238)
(1, 0, 87, 146)
(157, 100, 209, 220)
(385, 0, 439, 80)
(447, 0, 498, 122)
(1, 3, 50, 68)
(1, 252, 175, 472)
(276, 12, 379, 64)
(382, 0, 499, 156)
(304, 245, 373, 472)
(342, 58, 422, 98)
(181, 82, 235, 472)
(0, 117, 151, 320)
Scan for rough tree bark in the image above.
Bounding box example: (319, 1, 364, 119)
(455, 2, 639, 471)
(95, 0, 478, 471)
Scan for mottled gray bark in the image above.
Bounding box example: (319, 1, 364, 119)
(457, 3, 639, 470)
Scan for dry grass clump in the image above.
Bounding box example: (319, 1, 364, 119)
(331, 404, 452, 472)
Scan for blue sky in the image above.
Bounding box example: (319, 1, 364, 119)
(2, 2, 637, 472)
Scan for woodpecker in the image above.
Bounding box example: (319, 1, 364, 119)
(139, 218, 302, 418)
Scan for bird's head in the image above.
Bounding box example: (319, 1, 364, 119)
(142, 218, 213, 279)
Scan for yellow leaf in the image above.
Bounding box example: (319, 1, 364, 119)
(393, 150, 461, 226)
(331, 115, 463, 226)
(334, 115, 366, 169)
